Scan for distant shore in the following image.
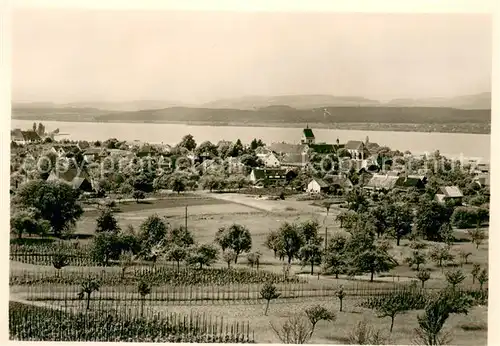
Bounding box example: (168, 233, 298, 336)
(11, 117, 490, 135)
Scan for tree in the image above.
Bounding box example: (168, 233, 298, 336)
(133, 190, 145, 203)
(322, 251, 347, 279)
(336, 210, 361, 231)
(169, 175, 186, 194)
(119, 183, 134, 196)
(305, 305, 336, 336)
(299, 243, 322, 275)
(195, 140, 218, 157)
(164, 245, 188, 272)
(467, 228, 486, 249)
(187, 243, 218, 269)
(137, 279, 152, 317)
(119, 251, 135, 280)
(299, 220, 322, 245)
(222, 249, 237, 269)
(369, 204, 390, 238)
(415, 200, 453, 242)
(445, 269, 465, 289)
(250, 138, 265, 150)
(348, 320, 387, 345)
(346, 188, 369, 212)
(458, 250, 472, 266)
(138, 214, 168, 255)
(52, 245, 70, 271)
(336, 286, 346, 312)
(78, 277, 101, 310)
(471, 264, 481, 285)
(387, 203, 414, 246)
(215, 224, 252, 263)
(438, 222, 454, 247)
(417, 269, 431, 288)
(477, 269, 488, 290)
(166, 226, 194, 248)
(14, 180, 83, 237)
(270, 314, 313, 344)
(247, 251, 262, 270)
(177, 134, 197, 151)
(413, 289, 472, 346)
(260, 282, 281, 316)
(350, 248, 398, 282)
(364, 293, 421, 333)
(404, 251, 427, 271)
(429, 245, 454, 268)
(10, 209, 50, 239)
(95, 208, 120, 233)
(265, 230, 280, 258)
(276, 222, 305, 264)
(90, 232, 124, 266)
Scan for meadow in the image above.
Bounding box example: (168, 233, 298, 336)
(9, 193, 489, 344)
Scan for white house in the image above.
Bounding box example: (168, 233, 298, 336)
(263, 153, 281, 168)
(307, 177, 330, 194)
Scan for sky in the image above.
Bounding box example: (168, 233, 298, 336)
(12, 10, 492, 104)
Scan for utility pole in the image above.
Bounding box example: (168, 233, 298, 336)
(185, 205, 188, 231)
(325, 226, 328, 249)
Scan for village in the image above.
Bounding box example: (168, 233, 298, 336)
(9, 122, 490, 344)
(10, 123, 490, 202)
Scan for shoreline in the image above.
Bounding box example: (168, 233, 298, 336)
(11, 117, 491, 135)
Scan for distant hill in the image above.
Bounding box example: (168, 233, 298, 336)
(12, 105, 486, 125)
(385, 92, 491, 110)
(202, 94, 381, 109)
(11, 92, 491, 126)
(12, 100, 188, 112)
(201, 92, 490, 110)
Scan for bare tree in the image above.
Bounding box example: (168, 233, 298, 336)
(270, 314, 313, 344)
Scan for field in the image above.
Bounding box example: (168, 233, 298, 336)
(9, 192, 489, 344)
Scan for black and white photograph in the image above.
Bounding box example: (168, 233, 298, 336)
(6, 2, 496, 345)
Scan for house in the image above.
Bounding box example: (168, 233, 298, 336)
(324, 174, 353, 192)
(395, 175, 427, 190)
(474, 174, 490, 188)
(255, 146, 273, 159)
(307, 177, 330, 194)
(50, 145, 80, 157)
(22, 130, 41, 143)
(249, 168, 286, 185)
(83, 148, 105, 163)
(435, 186, 464, 204)
(364, 174, 401, 191)
(472, 163, 490, 175)
(345, 140, 371, 160)
(225, 157, 246, 174)
(301, 126, 315, 145)
(46, 167, 95, 192)
(77, 141, 90, 151)
(11, 130, 41, 144)
(11, 129, 24, 144)
(270, 142, 309, 156)
(137, 144, 155, 158)
(263, 153, 281, 168)
(279, 153, 309, 169)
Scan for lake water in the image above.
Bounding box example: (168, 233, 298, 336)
(12, 120, 490, 161)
